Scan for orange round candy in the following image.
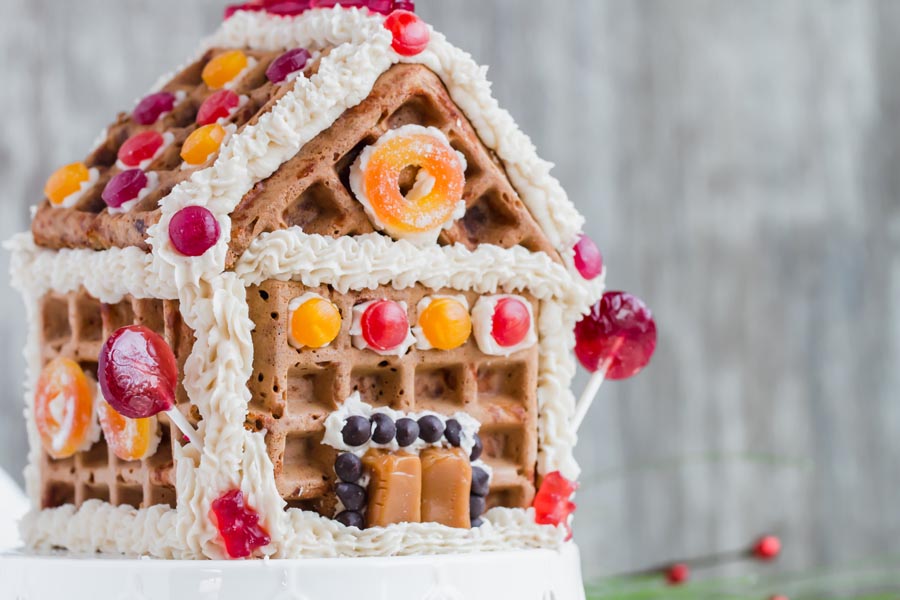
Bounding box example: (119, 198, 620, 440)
(98, 399, 158, 462)
(358, 128, 465, 237)
(418, 297, 471, 350)
(45, 162, 91, 206)
(181, 124, 227, 166)
(202, 50, 249, 90)
(290, 296, 342, 349)
(34, 358, 96, 459)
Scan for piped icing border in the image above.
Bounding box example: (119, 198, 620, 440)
(11, 6, 603, 560)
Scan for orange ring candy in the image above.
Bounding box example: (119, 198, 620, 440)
(34, 358, 97, 459)
(350, 125, 466, 244)
(98, 399, 161, 462)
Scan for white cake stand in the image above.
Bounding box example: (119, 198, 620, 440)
(0, 544, 586, 600)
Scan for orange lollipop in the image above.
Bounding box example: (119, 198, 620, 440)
(98, 399, 161, 462)
(34, 358, 97, 459)
(350, 125, 466, 245)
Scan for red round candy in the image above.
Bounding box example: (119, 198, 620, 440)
(169, 206, 221, 257)
(393, 0, 414, 10)
(265, 0, 312, 15)
(754, 535, 782, 561)
(666, 563, 689, 586)
(98, 325, 178, 420)
(210, 489, 271, 559)
(361, 300, 409, 351)
(266, 48, 311, 84)
(384, 10, 429, 56)
(491, 298, 531, 348)
(573, 234, 603, 280)
(102, 169, 149, 209)
(574, 291, 657, 380)
(118, 131, 165, 168)
(133, 92, 177, 126)
(197, 90, 241, 126)
(311, 0, 366, 7)
(367, 0, 392, 13)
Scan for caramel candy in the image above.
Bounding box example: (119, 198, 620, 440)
(420, 447, 473, 528)
(363, 450, 422, 527)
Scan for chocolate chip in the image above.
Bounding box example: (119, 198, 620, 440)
(444, 418, 462, 447)
(471, 467, 490, 497)
(371, 413, 396, 445)
(470, 495, 486, 519)
(472, 517, 484, 528)
(336, 482, 367, 512)
(336, 511, 365, 529)
(470, 433, 483, 461)
(342, 415, 372, 447)
(335, 453, 363, 482)
(418, 415, 445, 443)
(395, 418, 420, 447)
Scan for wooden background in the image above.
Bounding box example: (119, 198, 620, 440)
(2, 0, 899, 581)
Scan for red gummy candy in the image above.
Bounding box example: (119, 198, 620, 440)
(574, 291, 657, 380)
(98, 326, 178, 420)
(197, 90, 241, 126)
(360, 300, 409, 351)
(384, 10, 429, 56)
(533, 471, 578, 540)
(210, 489, 271, 559)
(666, 563, 690, 585)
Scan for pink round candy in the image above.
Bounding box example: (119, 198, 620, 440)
(169, 206, 221, 257)
(266, 48, 311, 84)
(573, 234, 603, 280)
(574, 291, 657, 380)
(118, 131, 165, 168)
(197, 90, 241, 126)
(98, 325, 178, 420)
(102, 169, 149, 210)
(361, 301, 409, 351)
(384, 10, 429, 56)
(133, 92, 177, 125)
(492, 298, 531, 348)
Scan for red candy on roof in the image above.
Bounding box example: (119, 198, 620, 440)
(225, 0, 415, 20)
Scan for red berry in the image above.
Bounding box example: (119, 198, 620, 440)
(102, 169, 149, 210)
(169, 206, 221, 257)
(574, 291, 657, 380)
(197, 90, 241, 126)
(118, 131, 165, 168)
(533, 472, 579, 540)
(361, 300, 409, 351)
(754, 535, 782, 561)
(98, 326, 178, 420)
(666, 563, 689, 585)
(492, 298, 531, 348)
(266, 48, 311, 84)
(573, 234, 603, 280)
(210, 489, 271, 559)
(384, 10, 429, 56)
(133, 92, 177, 125)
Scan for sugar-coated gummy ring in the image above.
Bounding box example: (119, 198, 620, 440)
(354, 127, 465, 238)
(34, 358, 96, 459)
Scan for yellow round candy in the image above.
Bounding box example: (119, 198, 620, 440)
(98, 400, 157, 462)
(418, 297, 472, 350)
(202, 50, 249, 90)
(181, 124, 227, 166)
(290, 297, 342, 349)
(45, 162, 91, 206)
(34, 358, 96, 459)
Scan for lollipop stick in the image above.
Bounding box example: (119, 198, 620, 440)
(166, 408, 202, 449)
(571, 336, 624, 435)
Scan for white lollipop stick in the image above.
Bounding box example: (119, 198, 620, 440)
(166, 407, 201, 449)
(571, 337, 624, 435)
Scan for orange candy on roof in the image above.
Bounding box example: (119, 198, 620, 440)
(181, 124, 227, 166)
(202, 50, 249, 90)
(44, 162, 92, 206)
(34, 358, 96, 459)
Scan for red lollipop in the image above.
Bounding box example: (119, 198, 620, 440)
(98, 325, 200, 447)
(571, 291, 657, 432)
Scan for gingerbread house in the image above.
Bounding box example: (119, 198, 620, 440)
(8, 5, 604, 560)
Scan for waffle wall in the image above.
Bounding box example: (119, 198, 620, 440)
(37, 290, 195, 511)
(246, 280, 540, 518)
